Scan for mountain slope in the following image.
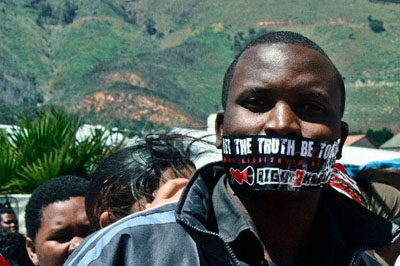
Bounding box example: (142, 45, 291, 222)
(1, 0, 399, 132)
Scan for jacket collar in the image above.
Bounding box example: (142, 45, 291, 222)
(176, 161, 399, 250)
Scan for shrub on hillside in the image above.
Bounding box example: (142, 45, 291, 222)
(26, 0, 78, 26)
(368, 16, 386, 33)
(230, 28, 268, 55)
(369, 0, 400, 3)
(366, 128, 394, 146)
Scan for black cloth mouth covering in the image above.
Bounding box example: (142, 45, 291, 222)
(222, 135, 339, 191)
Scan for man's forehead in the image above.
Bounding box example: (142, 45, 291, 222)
(239, 43, 331, 68)
(0, 212, 16, 222)
(255, 44, 290, 65)
(233, 43, 338, 86)
(1, 212, 15, 217)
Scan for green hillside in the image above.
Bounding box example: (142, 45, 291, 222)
(1, 0, 399, 132)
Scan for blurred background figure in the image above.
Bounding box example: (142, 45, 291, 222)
(24, 176, 91, 266)
(85, 133, 203, 231)
(0, 203, 18, 233)
(0, 254, 9, 266)
(0, 229, 33, 266)
(354, 168, 400, 266)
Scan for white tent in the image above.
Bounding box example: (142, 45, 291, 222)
(338, 146, 400, 167)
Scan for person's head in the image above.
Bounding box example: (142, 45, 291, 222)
(354, 168, 400, 225)
(86, 133, 198, 231)
(216, 31, 348, 158)
(0, 230, 33, 266)
(25, 176, 90, 266)
(0, 206, 18, 233)
(353, 168, 400, 265)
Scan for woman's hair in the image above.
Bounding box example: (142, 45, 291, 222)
(85, 133, 209, 230)
(353, 168, 400, 225)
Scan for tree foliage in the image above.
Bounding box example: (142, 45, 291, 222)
(366, 128, 394, 147)
(369, 0, 400, 3)
(230, 27, 268, 55)
(368, 16, 385, 33)
(0, 107, 121, 193)
(25, 0, 78, 26)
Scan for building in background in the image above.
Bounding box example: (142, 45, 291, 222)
(344, 135, 377, 149)
(380, 133, 400, 152)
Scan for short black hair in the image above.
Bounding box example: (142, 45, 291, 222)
(0, 200, 16, 218)
(0, 230, 33, 266)
(25, 175, 89, 240)
(222, 31, 346, 117)
(0, 207, 15, 218)
(86, 133, 202, 231)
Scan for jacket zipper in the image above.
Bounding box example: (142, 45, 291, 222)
(179, 219, 381, 266)
(177, 217, 241, 266)
(349, 246, 391, 266)
(348, 248, 362, 266)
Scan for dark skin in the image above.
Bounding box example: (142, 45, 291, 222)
(0, 212, 18, 233)
(216, 43, 348, 265)
(26, 197, 91, 266)
(376, 237, 400, 266)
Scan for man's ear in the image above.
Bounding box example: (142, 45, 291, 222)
(99, 211, 118, 229)
(337, 121, 348, 159)
(26, 237, 39, 265)
(215, 110, 224, 149)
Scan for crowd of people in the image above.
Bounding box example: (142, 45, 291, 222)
(0, 31, 399, 266)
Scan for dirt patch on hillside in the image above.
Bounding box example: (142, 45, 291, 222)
(255, 18, 347, 28)
(78, 91, 202, 127)
(105, 72, 149, 87)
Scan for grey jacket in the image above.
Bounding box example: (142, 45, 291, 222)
(65, 162, 399, 266)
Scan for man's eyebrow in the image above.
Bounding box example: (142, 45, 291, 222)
(239, 87, 273, 95)
(301, 91, 331, 102)
(51, 226, 67, 232)
(235, 87, 273, 102)
(50, 222, 70, 232)
(237, 87, 334, 105)
(242, 88, 330, 97)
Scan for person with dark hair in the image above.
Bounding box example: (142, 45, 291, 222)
(221, 31, 346, 119)
(354, 168, 400, 225)
(0, 229, 33, 266)
(25, 176, 91, 266)
(86, 133, 198, 231)
(354, 168, 400, 266)
(0, 205, 18, 233)
(65, 31, 398, 266)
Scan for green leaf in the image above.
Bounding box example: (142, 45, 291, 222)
(1, 106, 120, 193)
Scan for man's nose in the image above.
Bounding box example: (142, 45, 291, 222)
(10, 222, 18, 229)
(68, 237, 85, 254)
(263, 102, 301, 136)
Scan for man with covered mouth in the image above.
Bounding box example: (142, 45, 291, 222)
(65, 31, 398, 266)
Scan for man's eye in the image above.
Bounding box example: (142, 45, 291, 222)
(52, 235, 71, 243)
(248, 98, 264, 105)
(241, 98, 271, 112)
(299, 103, 325, 113)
